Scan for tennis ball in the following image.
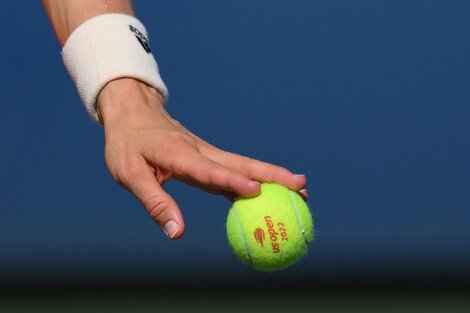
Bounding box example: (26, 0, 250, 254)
(226, 183, 314, 271)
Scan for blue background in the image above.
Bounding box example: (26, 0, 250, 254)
(0, 0, 469, 287)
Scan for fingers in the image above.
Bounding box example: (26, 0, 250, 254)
(201, 147, 308, 192)
(116, 156, 185, 240)
(298, 189, 308, 201)
(172, 151, 261, 197)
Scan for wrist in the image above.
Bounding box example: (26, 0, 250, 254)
(61, 14, 168, 123)
(97, 78, 165, 125)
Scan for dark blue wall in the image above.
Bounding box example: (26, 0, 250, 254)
(0, 0, 469, 287)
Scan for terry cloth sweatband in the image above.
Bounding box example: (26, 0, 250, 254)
(62, 13, 168, 123)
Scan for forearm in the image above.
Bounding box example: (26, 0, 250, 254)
(42, 0, 134, 46)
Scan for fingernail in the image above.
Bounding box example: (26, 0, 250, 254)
(295, 174, 306, 178)
(163, 220, 179, 239)
(299, 189, 308, 201)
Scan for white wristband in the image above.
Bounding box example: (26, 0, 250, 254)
(62, 14, 168, 123)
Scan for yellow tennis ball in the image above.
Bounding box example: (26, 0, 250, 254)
(226, 183, 314, 271)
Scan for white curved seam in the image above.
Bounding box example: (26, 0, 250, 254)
(233, 209, 252, 264)
(289, 191, 308, 246)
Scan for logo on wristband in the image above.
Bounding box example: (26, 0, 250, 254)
(129, 25, 152, 53)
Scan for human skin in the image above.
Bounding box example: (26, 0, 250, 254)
(42, 0, 308, 239)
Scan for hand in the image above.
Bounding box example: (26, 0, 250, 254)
(98, 78, 308, 239)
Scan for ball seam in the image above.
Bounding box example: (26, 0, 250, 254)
(289, 190, 308, 246)
(232, 208, 252, 265)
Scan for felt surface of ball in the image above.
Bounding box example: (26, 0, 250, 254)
(226, 183, 314, 271)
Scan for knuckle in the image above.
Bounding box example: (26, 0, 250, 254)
(276, 166, 290, 175)
(116, 163, 143, 186)
(273, 166, 292, 180)
(145, 195, 170, 221)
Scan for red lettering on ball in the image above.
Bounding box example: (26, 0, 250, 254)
(264, 215, 281, 253)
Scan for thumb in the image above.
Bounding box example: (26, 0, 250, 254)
(119, 158, 185, 240)
(142, 183, 185, 240)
